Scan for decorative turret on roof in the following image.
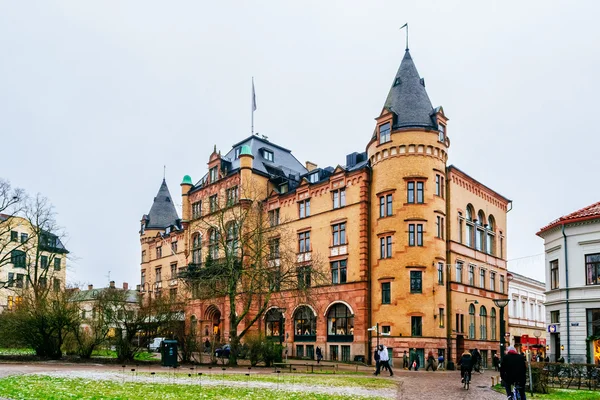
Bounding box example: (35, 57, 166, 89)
(383, 50, 437, 130)
(144, 179, 180, 230)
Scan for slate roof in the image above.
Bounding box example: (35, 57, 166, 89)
(145, 179, 180, 229)
(537, 201, 600, 236)
(71, 288, 139, 303)
(384, 50, 437, 130)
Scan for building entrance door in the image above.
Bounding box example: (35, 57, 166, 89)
(553, 333, 561, 362)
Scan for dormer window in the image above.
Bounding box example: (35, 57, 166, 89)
(438, 124, 445, 143)
(308, 172, 319, 183)
(262, 149, 274, 162)
(234, 147, 242, 159)
(379, 122, 391, 144)
(209, 167, 218, 183)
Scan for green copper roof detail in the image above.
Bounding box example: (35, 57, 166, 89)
(240, 145, 252, 156)
(181, 175, 193, 185)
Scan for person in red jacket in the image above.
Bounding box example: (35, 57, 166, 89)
(500, 346, 527, 400)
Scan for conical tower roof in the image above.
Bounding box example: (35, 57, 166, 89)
(383, 50, 437, 130)
(145, 179, 179, 229)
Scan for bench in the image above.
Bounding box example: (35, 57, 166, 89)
(273, 362, 338, 374)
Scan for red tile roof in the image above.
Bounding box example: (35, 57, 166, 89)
(537, 201, 600, 236)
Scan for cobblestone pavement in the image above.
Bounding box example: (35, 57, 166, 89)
(394, 369, 505, 400)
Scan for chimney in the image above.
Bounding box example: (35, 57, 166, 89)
(305, 161, 318, 172)
(88, 284, 93, 291)
(123, 282, 129, 290)
(109, 281, 115, 289)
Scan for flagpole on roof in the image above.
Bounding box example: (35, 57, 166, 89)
(400, 23, 408, 51)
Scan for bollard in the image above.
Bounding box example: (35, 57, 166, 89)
(491, 376, 495, 386)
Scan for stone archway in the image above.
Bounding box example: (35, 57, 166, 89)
(204, 305, 222, 342)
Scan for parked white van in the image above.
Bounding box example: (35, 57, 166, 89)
(149, 337, 165, 352)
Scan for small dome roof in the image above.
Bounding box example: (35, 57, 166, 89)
(181, 175, 193, 185)
(240, 145, 253, 156)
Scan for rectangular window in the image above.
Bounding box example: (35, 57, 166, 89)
(16, 274, 24, 288)
(382, 325, 391, 334)
(381, 282, 391, 304)
(490, 272, 496, 292)
(54, 257, 61, 271)
(10, 231, 18, 241)
(500, 233, 504, 258)
(379, 122, 391, 144)
(410, 271, 422, 293)
(439, 308, 445, 328)
(170, 288, 177, 301)
(586, 253, 600, 285)
(332, 223, 347, 246)
(268, 208, 280, 227)
(409, 224, 415, 246)
(226, 186, 238, 206)
(39, 276, 47, 288)
(458, 213, 464, 243)
(550, 260, 559, 289)
(155, 267, 162, 282)
(209, 195, 218, 213)
(11, 250, 26, 269)
(331, 260, 347, 284)
(263, 149, 274, 162)
(141, 270, 146, 286)
(341, 345, 351, 362)
(480, 269, 486, 289)
(332, 189, 346, 209)
(269, 238, 280, 259)
(437, 262, 444, 285)
(170, 263, 177, 278)
(41, 255, 48, 269)
(469, 265, 475, 286)
(20, 233, 28, 243)
(53, 278, 60, 292)
(380, 236, 392, 258)
(550, 310, 560, 323)
(297, 266, 311, 289)
(435, 174, 444, 197)
(329, 345, 338, 361)
(417, 224, 423, 246)
(7, 273, 14, 287)
(417, 182, 424, 203)
(299, 199, 311, 218)
(379, 194, 393, 217)
(142, 250, 146, 263)
(156, 246, 162, 259)
(234, 147, 241, 159)
(192, 201, 202, 219)
(438, 124, 445, 142)
(411, 316, 422, 336)
(407, 182, 415, 203)
(436, 216, 444, 239)
(171, 240, 178, 254)
(456, 262, 463, 283)
(298, 231, 311, 253)
(209, 167, 218, 182)
(500, 275, 505, 293)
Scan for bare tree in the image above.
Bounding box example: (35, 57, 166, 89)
(181, 187, 326, 365)
(0, 179, 27, 289)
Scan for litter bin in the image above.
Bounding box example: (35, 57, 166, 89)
(161, 339, 178, 367)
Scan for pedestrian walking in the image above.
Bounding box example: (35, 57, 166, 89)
(437, 354, 445, 370)
(316, 347, 323, 364)
(373, 347, 381, 375)
(408, 348, 419, 371)
(402, 350, 409, 369)
(425, 350, 436, 371)
(493, 353, 500, 371)
(375, 345, 393, 376)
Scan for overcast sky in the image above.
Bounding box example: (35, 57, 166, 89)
(1, 1, 598, 287)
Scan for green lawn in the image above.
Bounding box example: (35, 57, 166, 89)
(91, 349, 157, 361)
(0, 375, 388, 400)
(494, 385, 600, 399)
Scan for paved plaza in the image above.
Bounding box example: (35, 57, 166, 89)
(0, 362, 506, 399)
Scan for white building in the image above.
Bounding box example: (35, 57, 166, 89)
(537, 201, 600, 364)
(506, 271, 546, 356)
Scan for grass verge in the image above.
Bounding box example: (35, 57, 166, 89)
(0, 375, 388, 400)
(493, 384, 600, 399)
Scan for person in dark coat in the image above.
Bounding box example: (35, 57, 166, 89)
(500, 346, 527, 400)
(408, 348, 419, 371)
(316, 347, 323, 364)
(492, 353, 500, 371)
(471, 348, 482, 372)
(458, 350, 473, 383)
(425, 350, 436, 371)
(373, 347, 381, 375)
(402, 350, 409, 369)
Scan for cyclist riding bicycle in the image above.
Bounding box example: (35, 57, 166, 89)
(500, 346, 527, 400)
(458, 350, 473, 383)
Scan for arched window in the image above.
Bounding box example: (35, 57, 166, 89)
(190, 315, 197, 335)
(208, 229, 219, 259)
(458, 212, 464, 243)
(480, 306, 487, 340)
(265, 308, 284, 340)
(226, 222, 239, 254)
(486, 215, 496, 256)
(469, 304, 476, 339)
(327, 303, 354, 342)
(490, 308, 497, 340)
(466, 205, 475, 248)
(294, 306, 316, 340)
(192, 233, 202, 265)
(476, 210, 485, 251)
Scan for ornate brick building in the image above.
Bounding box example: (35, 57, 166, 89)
(140, 47, 511, 366)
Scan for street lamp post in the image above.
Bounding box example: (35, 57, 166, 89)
(367, 323, 391, 364)
(493, 299, 510, 358)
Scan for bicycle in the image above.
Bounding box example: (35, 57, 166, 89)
(508, 383, 523, 400)
(462, 369, 471, 390)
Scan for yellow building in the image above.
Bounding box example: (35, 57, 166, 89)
(140, 47, 511, 367)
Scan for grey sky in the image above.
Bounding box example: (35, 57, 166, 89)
(1, 1, 598, 287)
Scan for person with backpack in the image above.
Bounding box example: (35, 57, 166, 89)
(500, 346, 527, 400)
